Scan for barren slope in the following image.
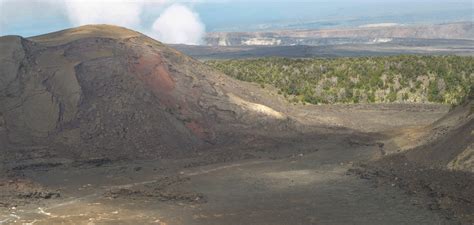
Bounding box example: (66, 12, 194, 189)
(354, 96, 474, 223)
(0, 25, 294, 163)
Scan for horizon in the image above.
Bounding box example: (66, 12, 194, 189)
(1, 0, 473, 44)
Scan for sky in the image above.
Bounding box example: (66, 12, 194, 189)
(0, 0, 472, 44)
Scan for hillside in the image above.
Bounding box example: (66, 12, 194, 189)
(408, 94, 474, 172)
(207, 56, 473, 105)
(0, 25, 294, 163)
(353, 96, 474, 223)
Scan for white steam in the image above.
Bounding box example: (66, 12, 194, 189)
(151, 4, 205, 45)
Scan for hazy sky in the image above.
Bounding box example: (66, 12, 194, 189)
(0, 0, 472, 44)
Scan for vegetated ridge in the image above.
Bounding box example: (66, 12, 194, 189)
(207, 56, 473, 105)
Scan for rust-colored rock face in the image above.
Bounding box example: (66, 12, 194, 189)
(132, 54, 175, 95)
(129, 51, 215, 142)
(0, 25, 291, 160)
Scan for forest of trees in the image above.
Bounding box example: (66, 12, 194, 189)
(207, 56, 473, 105)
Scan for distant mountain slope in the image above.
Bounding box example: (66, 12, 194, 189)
(206, 22, 474, 46)
(0, 25, 292, 161)
(173, 38, 474, 59)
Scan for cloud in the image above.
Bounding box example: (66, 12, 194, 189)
(151, 4, 205, 45)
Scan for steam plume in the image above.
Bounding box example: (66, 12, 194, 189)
(151, 4, 205, 45)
